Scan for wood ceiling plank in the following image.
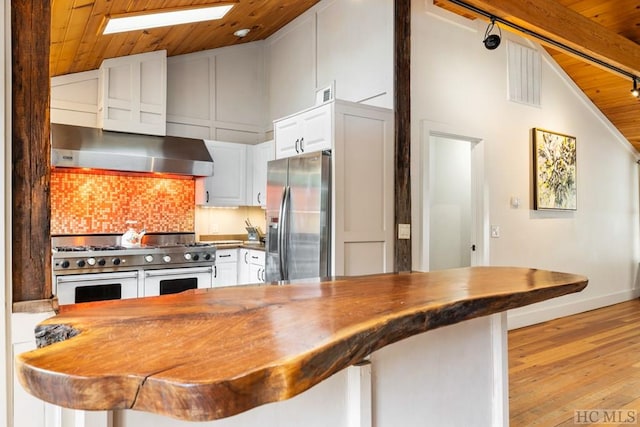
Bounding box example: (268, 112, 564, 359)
(441, 0, 640, 78)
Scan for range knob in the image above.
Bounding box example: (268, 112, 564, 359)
(145, 255, 154, 263)
(204, 253, 211, 261)
(112, 258, 121, 266)
(184, 253, 192, 261)
(163, 255, 172, 263)
(60, 260, 70, 269)
(192, 254, 200, 261)
(87, 257, 96, 266)
(98, 258, 106, 266)
(76, 259, 86, 268)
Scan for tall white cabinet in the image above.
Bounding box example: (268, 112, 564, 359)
(274, 100, 394, 276)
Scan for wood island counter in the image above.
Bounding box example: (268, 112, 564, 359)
(16, 267, 587, 426)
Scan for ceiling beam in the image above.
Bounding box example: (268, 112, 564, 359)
(441, 0, 640, 79)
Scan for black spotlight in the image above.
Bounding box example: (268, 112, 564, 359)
(483, 17, 502, 50)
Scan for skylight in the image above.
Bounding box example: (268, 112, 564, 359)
(103, 4, 235, 35)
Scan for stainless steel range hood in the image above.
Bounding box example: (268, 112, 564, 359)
(51, 123, 213, 176)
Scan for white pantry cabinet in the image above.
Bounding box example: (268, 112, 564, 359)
(195, 141, 247, 207)
(248, 140, 275, 207)
(98, 50, 167, 136)
(274, 102, 332, 159)
(213, 249, 238, 287)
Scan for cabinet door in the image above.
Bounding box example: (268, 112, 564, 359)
(99, 50, 167, 136)
(248, 250, 266, 283)
(213, 261, 238, 287)
(237, 248, 251, 284)
(197, 141, 247, 206)
(250, 140, 275, 206)
(274, 116, 301, 159)
(213, 249, 238, 287)
(194, 176, 214, 205)
(299, 102, 332, 153)
(274, 103, 333, 159)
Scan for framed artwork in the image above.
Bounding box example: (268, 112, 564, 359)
(532, 128, 577, 210)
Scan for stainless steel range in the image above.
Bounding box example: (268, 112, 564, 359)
(52, 233, 217, 305)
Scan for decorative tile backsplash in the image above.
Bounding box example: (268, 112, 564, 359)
(51, 170, 195, 234)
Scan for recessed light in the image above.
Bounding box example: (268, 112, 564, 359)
(103, 4, 235, 35)
(233, 28, 250, 38)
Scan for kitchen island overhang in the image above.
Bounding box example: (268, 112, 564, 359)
(16, 267, 588, 422)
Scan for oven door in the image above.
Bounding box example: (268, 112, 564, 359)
(55, 271, 139, 305)
(143, 266, 213, 297)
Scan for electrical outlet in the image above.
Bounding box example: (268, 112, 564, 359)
(211, 223, 219, 233)
(491, 225, 500, 238)
(398, 224, 411, 239)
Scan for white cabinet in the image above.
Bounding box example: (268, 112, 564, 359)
(248, 250, 266, 283)
(195, 141, 247, 206)
(238, 248, 251, 284)
(248, 140, 275, 207)
(276, 99, 395, 277)
(98, 50, 167, 136)
(238, 248, 265, 284)
(213, 249, 238, 287)
(274, 102, 332, 159)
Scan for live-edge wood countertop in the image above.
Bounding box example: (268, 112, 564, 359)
(16, 267, 587, 421)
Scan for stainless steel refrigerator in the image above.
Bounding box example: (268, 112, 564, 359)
(265, 151, 331, 282)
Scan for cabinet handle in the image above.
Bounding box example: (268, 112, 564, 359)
(251, 255, 259, 260)
(214, 265, 217, 278)
(295, 138, 300, 153)
(206, 190, 209, 203)
(244, 252, 248, 264)
(260, 269, 265, 282)
(257, 268, 262, 281)
(257, 192, 261, 204)
(219, 254, 231, 258)
(300, 137, 304, 152)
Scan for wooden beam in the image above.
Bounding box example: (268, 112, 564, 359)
(12, 0, 52, 303)
(395, 0, 411, 272)
(442, 0, 640, 78)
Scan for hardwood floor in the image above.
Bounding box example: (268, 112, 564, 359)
(509, 299, 640, 426)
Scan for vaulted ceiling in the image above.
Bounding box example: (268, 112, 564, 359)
(51, 0, 640, 152)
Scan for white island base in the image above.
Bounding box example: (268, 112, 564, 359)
(47, 313, 507, 427)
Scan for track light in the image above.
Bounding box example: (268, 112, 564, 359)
(483, 17, 502, 50)
(632, 78, 639, 98)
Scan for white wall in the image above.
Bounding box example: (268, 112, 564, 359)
(412, 1, 640, 328)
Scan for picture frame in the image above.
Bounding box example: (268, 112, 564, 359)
(532, 128, 577, 210)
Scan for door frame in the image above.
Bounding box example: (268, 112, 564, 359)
(418, 121, 488, 271)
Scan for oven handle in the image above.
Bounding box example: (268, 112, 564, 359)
(56, 271, 139, 283)
(144, 267, 213, 278)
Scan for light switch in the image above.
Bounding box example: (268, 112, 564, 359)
(398, 224, 411, 239)
(491, 225, 500, 238)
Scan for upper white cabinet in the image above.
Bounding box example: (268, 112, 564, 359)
(248, 140, 275, 206)
(274, 102, 332, 159)
(166, 43, 267, 143)
(98, 50, 167, 136)
(195, 141, 247, 207)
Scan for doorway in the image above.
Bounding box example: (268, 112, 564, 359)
(427, 133, 485, 271)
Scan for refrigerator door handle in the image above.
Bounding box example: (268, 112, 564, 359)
(279, 185, 291, 280)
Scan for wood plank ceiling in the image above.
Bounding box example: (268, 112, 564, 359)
(435, 0, 640, 152)
(52, 0, 640, 152)
(50, 0, 320, 76)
